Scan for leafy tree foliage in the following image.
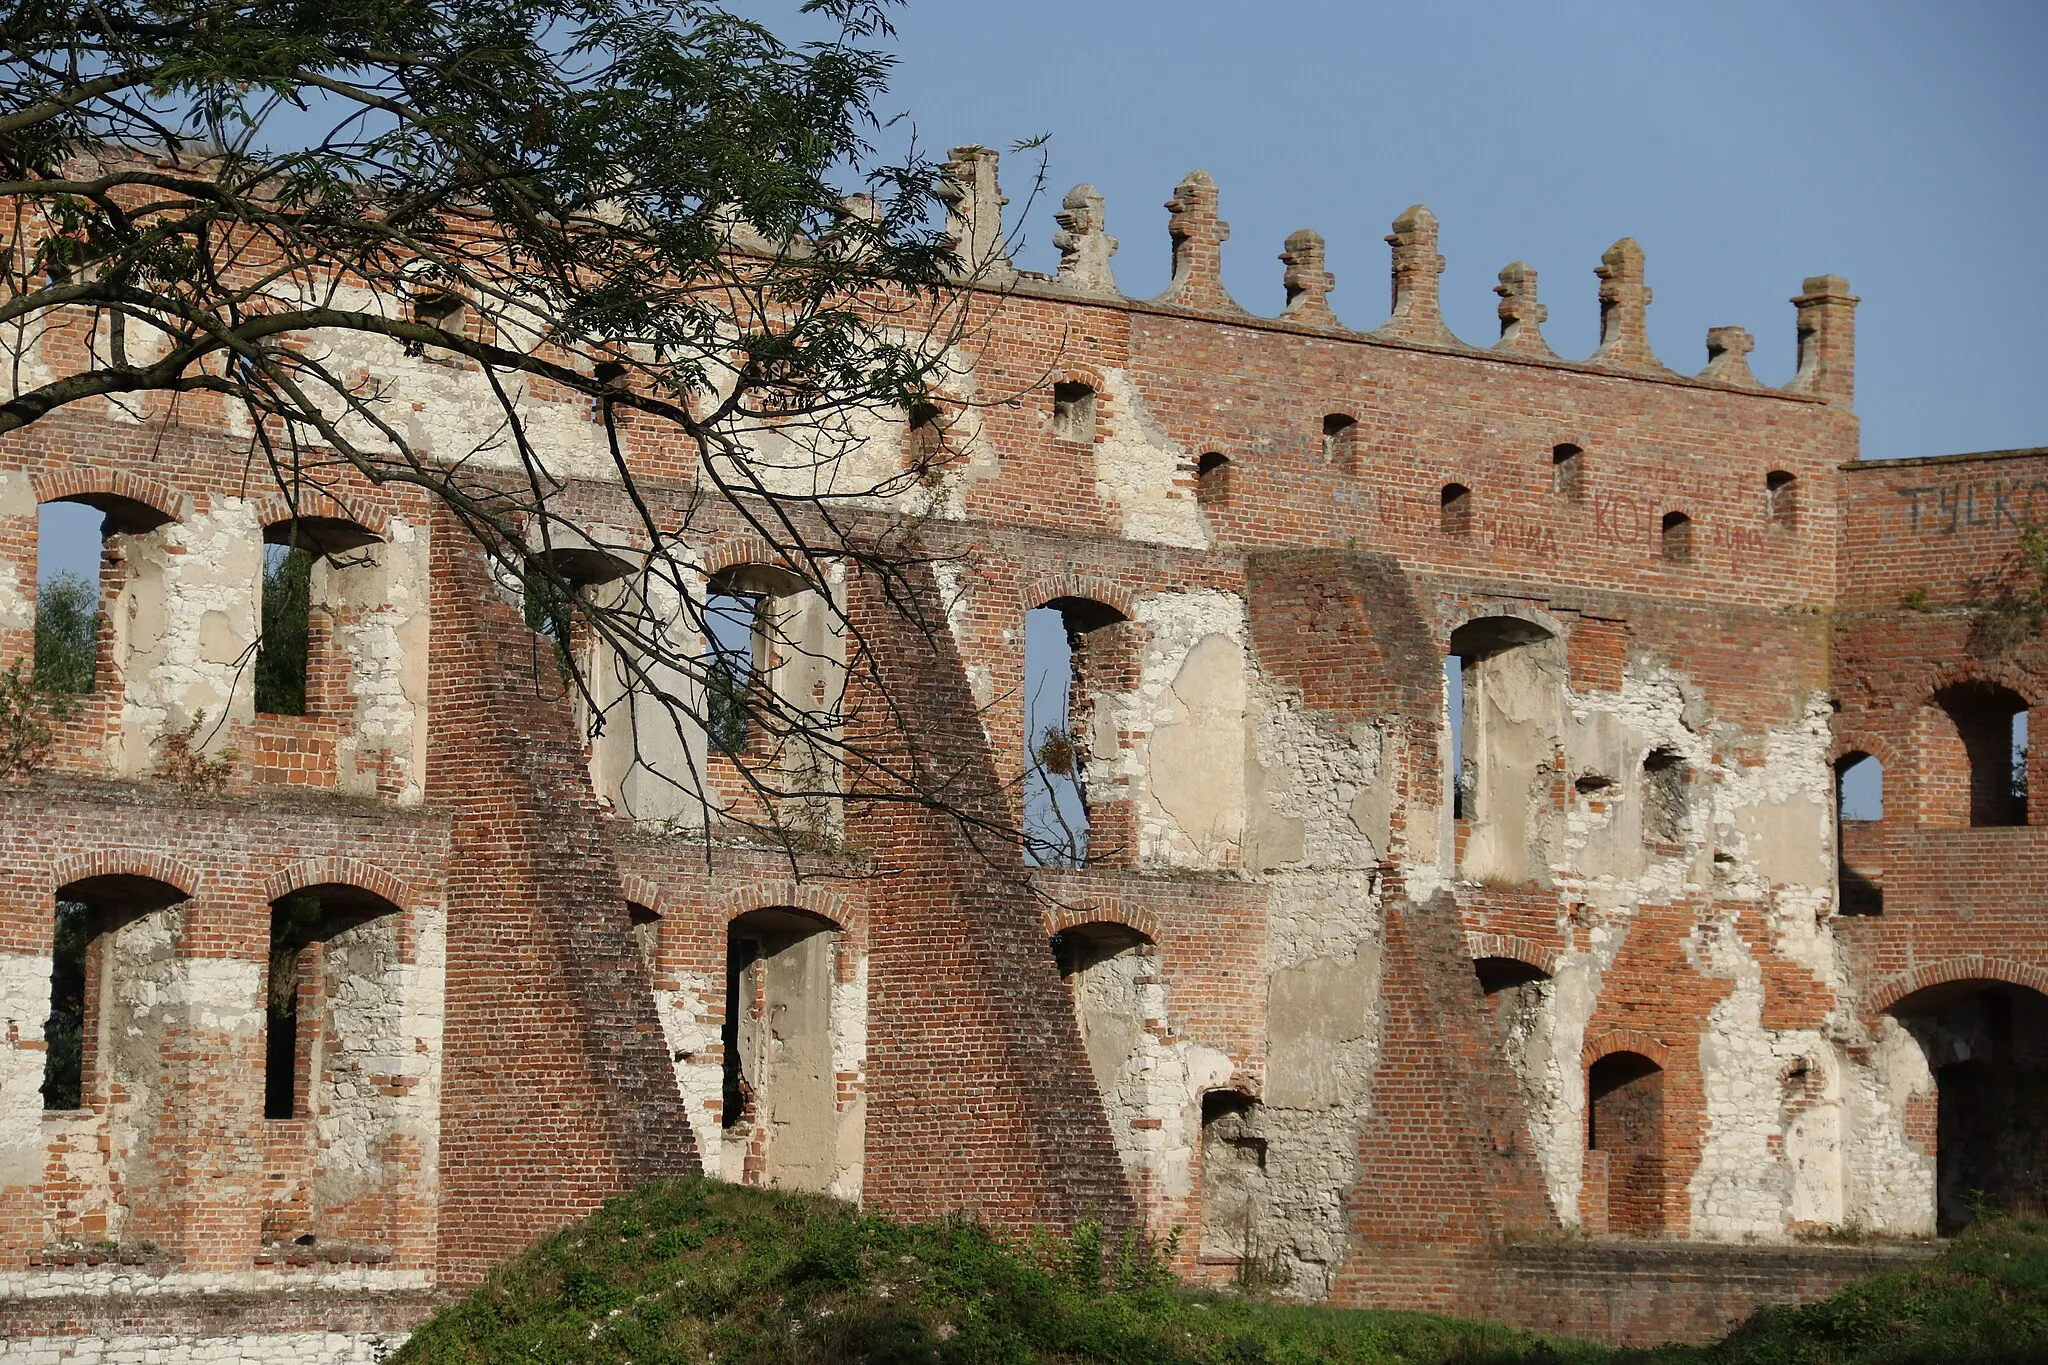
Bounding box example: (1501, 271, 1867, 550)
(0, 0, 1015, 848)
(33, 570, 97, 694)
(255, 545, 313, 715)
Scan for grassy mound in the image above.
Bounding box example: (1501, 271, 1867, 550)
(393, 1179, 2048, 1364)
(392, 1178, 1578, 1363)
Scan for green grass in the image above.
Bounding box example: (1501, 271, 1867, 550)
(393, 1180, 2048, 1364)
(1624, 1212, 2048, 1365)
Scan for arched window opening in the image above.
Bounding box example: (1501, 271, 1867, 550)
(906, 401, 946, 467)
(1051, 921, 1156, 1100)
(721, 907, 842, 1192)
(36, 501, 104, 695)
(1477, 957, 1557, 1126)
(1931, 682, 2029, 827)
(1766, 470, 1797, 527)
(589, 360, 630, 422)
(1199, 1089, 1268, 1268)
(703, 585, 762, 753)
(1052, 382, 1097, 443)
(1660, 511, 1693, 565)
(1024, 596, 1128, 866)
(1552, 444, 1585, 501)
(1475, 956, 1548, 997)
(264, 894, 321, 1119)
(255, 881, 409, 1249)
(1836, 753, 1885, 915)
(1642, 748, 1689, 847)
(43, 874, 189, 1113)
(700, 563, 820, 757)
(1447, 616, 1562, 881)
(1440, 483, 1473, 536)
(411, 291, 468, 341)
(1322, 413, 1358, 467)
(40, 898, 89, 1109)
(262, 883, 404, 1124)
(258, 518, 383, 717)
(628, 902, 661, 973)
(1587, 1051, 1666, 1235)
(1890, 981, 2048, 1234)
(36, 494, 175, 701)
(1195, 452, 1230, 503)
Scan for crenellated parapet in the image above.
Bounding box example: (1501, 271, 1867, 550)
(920, 143, 1860, 406)
(1700, 325, 1761, 387)
(1158, 169, 1240, 313)
(938, 144, 1015, 284)
(1786, 274, 1859, 406)
(1279, 228, 1337, 326)
(1052, 183, 1118, 296)
(1493, 261, 1554, 357)
(1593, 238, 1666, 373)
(1377, 205, 1455, 346)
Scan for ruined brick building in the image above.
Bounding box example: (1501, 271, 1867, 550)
(3, 146, 2044, 1356)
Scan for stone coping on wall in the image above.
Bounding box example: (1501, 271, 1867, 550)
(1336, 1239, 1937, 1347)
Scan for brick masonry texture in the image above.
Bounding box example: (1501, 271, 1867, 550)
(0, 149, 2042, 1347)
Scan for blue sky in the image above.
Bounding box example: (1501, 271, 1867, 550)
(876, 0, 2045, 463)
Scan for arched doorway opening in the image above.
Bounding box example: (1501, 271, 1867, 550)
(1888, 979, 2048, 1233)
(722, 907, 847, 1193)
(1586, 1050, 1666, 1235)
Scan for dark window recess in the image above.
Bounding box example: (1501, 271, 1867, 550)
(1440, 483, 1473, 536)
(1935, 683, 2028, 827)
(908, 402, 946, 464)
(1322, 413, 1358, 465)
(1643, 747, 1687, 845)
(721, 933, 762, 1129)
(1052, 382, 1097, 442)
(1661, 511, 1693, 564)
(1766, 470, 1797, 526)
(40, 900, 88, 1110)
(1552, 444, 1585, 500)
(264, 894, 323, 1120)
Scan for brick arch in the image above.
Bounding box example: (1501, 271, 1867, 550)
(1019, 572, 1136, 623)
(32, 469, 191, 528)
(50, 851, 201, 899)
(1048, 364, 1116, 440)
(1053, 362, 1107, 393)
(1043, 900, 1162, 945)
(697, 535, 790, 580)
(619, 873, 665, 916)
(1581, 1028, 1671, 1071)
(260, 857, 416, 912)
(1916, 660, 2043, 711)
(248, 491, 391, 544)
(1829, 729, 1904, 774)
(713, 879, 861, 942)
(1867, 957, 2048, 1016)
(1465, 931, 1559, 978)
(1442, 601, 1566, 651)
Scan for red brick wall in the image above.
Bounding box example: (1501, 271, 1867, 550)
(1337, 1242, 1934, 1347)
(425, 511, 698, 1285)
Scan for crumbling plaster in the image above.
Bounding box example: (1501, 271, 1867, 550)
(1233, 672, 1390, 1295)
